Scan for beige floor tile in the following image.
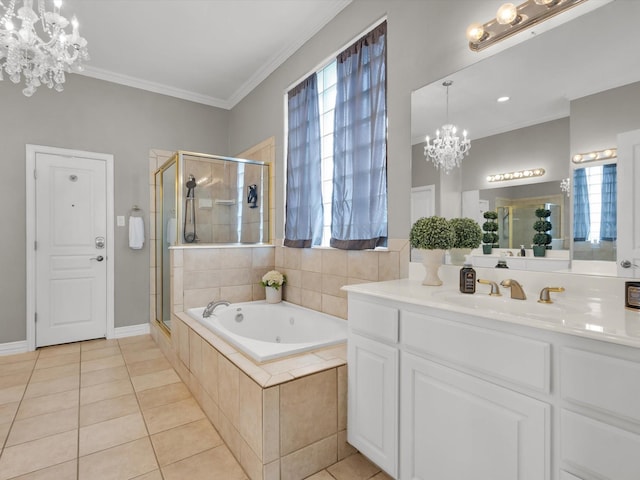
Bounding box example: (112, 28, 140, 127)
(0, 429, 77, 480)
(0, 384, 27, 406)
(131, 470, 163, 480)
(0, 421, 11, 446)
(305, 471, 335, 480)
(81, 338, 119, 352)
(34, 352, 80, 370)
(81, 354, 125, 373)
(126, 356, 172, 377)
(80, 346, 122, 362)
(37, 343, 81, 358)
(0, 360, 36, 377)
(117, 334, 153, 346)
(80, 378, 133, 405)
(0, 351, 38, 365)
(79, 392, 140, 426)
(16, 389, 79, 420)
(151, 418, 223, 467)
(161, 445, 247, 480)
(9, 459, 77, 480)
(119, 338, 157, 352)
(0, 400, 19, 424)
(7, 406, 78, 446)
(131, 368, 181, 392)
(326, 453, 381, 480)
(137, 382, 191, 411)
(24, 374, 79, 399)
(79, 411, 148, 456)
(29, 363, 79, 383)
(371, 471, 394, 480)
(122, 348, 164, 365)
(78, 437, 158, 480)
(143, 397, 205, 434)
(0, 372, 31, 390)
(80, 365, 129, 387)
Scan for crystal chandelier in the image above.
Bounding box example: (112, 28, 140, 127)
(0, 0, 89, 97)
(560, 177, 570, 197)
(424, 80, 470, 174)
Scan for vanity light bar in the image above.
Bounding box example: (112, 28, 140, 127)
(467, 0, 588, 52)
(571, 148, 617, 164)
(487, 168, 545, 183)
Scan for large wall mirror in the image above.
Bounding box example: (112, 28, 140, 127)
(411, 0, 640, 275)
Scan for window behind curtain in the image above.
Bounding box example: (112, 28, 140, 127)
(284, 20, 387, 249)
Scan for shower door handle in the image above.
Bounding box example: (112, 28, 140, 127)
(90, 256, 104, 262)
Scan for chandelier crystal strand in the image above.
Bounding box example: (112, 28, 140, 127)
(424, 80, 470, 174)
(0, 0, 88, 96)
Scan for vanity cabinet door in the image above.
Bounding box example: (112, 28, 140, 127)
(347, 333, 398, 478)
(400, 352, 550, 480)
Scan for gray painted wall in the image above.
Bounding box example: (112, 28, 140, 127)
(0, 75, 229, 343)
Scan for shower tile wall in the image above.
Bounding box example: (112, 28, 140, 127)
(184, 158, 268, 245)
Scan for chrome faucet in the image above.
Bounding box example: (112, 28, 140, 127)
(500, 279, 526, 300)
(477, 279, 501, 296)
(538, 287, 565, 304)
(202, 300, 230, 318)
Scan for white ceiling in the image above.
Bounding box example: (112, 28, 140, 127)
(411, 0, 640, 145)
(64, 0, 352, 109)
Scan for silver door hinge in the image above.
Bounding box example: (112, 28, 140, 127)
(33, 169, 37, 179)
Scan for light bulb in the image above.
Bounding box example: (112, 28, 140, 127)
(466, 22, 485, 42)
(534, 0, 555, 4)
(54, 0, 63, 7)
(496, 3, 518, 25)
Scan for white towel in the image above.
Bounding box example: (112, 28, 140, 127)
(129, 216, 145, 250)
(166, 217, 177, 246)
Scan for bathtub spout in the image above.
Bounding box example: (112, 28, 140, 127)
(203, 300, 230, 318)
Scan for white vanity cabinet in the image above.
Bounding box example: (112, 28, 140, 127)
(399, 309, 550, 480)
(560, 347, 640, 480)
(347, 297, 399, 477)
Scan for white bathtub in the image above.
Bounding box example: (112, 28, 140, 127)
(187, 301, 347, 363)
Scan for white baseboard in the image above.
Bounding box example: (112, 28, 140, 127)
(0, 341, 29, 356)
(113, 323, 150, 339)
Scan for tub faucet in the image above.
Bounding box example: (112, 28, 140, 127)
(203, 300, 230, 318)
(477, 279, 501, 296)
(538, 287, 565, 304)
(500, 279, 526, 300)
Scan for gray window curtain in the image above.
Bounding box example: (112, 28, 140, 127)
(600, 163, 617, 241)
(573, 168, 590, 242)
(330, 21, 387, 250)
(284, 74, 323, 248)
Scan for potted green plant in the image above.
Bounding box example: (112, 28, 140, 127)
(482, 211, 499, 254)
(410, 216, 455, 286)
(532, 208, 552, 257)
(449, 217, 482, 265)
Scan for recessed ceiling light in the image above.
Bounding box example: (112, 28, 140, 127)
(497, 96, 510, 103)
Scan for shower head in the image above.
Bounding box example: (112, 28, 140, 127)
(186, 174, 197, 189)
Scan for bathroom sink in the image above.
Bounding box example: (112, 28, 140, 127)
(430, 289, 590, 322)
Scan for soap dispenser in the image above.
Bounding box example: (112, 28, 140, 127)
(460, 258, 476, 294)
(520, 245, 526, 257)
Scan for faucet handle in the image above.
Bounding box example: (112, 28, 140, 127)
(477, 279, 501, 296)
(538, 287, 565, 304)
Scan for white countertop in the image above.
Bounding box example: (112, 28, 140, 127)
(343, 268, 640, 349)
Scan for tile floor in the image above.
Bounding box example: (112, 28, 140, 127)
(0, 334, 390, 480)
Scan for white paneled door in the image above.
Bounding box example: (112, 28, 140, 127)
(34, 152, 108, 347)
(617, 129, 640, 277)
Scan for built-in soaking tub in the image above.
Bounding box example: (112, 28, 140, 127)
(187, 300, 347, 362)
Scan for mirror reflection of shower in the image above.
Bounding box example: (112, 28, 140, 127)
(184, 174, 198, 243)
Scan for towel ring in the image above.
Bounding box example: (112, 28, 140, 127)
(130, 205, 143, 217)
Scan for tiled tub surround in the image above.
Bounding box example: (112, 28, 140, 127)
(150, 310, 351, 480)
(170, 240, 410, 320)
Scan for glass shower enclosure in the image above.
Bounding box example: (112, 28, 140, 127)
(154, 151, 270, 332)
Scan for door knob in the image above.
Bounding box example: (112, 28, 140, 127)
(90, 256, 104, 262)
(620, 260, 637, 269)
